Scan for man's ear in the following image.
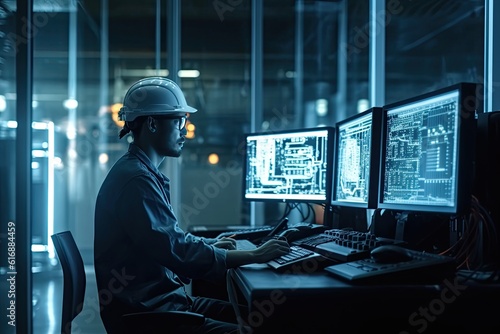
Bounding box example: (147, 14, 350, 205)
(147, 116, 157, 133)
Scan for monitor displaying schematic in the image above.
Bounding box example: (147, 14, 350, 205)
(331, 107, 383, 208)
(378, 82, 481, 215)
(242, 127, 335, 203)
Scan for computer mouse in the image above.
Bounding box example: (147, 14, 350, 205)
(370, 245, 413, 264)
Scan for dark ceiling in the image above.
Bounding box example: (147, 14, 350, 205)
(2, 0, 485, 57)
(0, 0, 485, 115)
(77, 0, 485, 95)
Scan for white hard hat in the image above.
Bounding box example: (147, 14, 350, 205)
(118, 77, 197, 122)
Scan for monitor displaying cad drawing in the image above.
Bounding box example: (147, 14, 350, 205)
(378, 82, 480, 214)
(242, 127, 334, 203)
(331, 107, 383, 209)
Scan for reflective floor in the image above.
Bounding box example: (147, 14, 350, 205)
(1, 265, 106, 334)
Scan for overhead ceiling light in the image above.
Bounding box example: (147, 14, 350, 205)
(178, 70, 200, 78)
(63, 98, 78, 109)
(120, 68, 169, 77)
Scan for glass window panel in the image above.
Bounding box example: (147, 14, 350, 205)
(29, 2, 133, 333)
(345, 1, 370, 115)
(263, 0, 296, 131)
(180, 0, 251, 229)
(385, 0, 484, 103)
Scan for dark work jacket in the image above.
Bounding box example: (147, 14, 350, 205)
(94, 143, 227, 333)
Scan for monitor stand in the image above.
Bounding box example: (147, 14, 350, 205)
(329, 206, 368, 231)
(394, 211, 409, 242)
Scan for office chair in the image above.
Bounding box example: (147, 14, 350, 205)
(51, 231, 205, 334)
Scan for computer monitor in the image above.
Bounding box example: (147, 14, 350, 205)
(331, 107, 383, 209)
(242, 127, 335, 204)
(378, 82, 481, 215)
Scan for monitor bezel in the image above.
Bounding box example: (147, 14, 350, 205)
(330, 107, 383, 209)
(377, 82, 481, 215)
(241, 126, 335, 204)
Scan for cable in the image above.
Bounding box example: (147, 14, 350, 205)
(445, 195, 500, 277)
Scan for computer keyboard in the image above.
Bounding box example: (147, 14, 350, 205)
(293, 228, 400, 262)
(217, 223, 325, 244)
(324, 248, 456, 282)
(266, 246, 332, 272)
(216, 226, 274, 240)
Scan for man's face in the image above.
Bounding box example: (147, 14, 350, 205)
(151, 115, 187, 158)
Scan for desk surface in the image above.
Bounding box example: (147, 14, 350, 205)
(230, 265, 500, 333)
(232, 263, 446, 303)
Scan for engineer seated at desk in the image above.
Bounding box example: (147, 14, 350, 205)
(94, 77, 290, 334)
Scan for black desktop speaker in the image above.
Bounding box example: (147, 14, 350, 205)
(471, 110, 500, 266)
(473, 111, 500, 226)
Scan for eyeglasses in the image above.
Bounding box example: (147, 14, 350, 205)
(154, 115, 187, 131)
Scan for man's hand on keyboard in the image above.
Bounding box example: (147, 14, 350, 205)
(253, 239, 290, 263)
(226, 238, 290, 268)
(213, 237, 237, 250)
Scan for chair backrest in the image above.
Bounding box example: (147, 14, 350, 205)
(51, 231, 86, 334)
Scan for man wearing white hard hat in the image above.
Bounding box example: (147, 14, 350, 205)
(94, 77, 290, 333)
